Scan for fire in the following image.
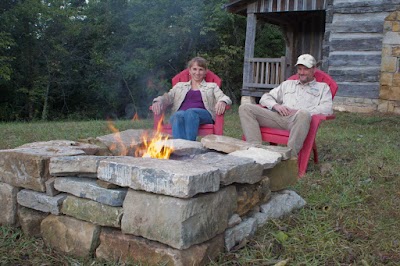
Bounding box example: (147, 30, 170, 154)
(131, 112, 140, 121)
(106, 120, 131, 156)
(107, 115, 173, 159)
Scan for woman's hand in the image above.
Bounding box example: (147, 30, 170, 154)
(215, 101, 227, 115)
(151, 102, 163, 115)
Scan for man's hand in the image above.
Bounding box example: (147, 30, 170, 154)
(272, 104, 298, 116)
(215, 101, 227, 115)
(151, 102, 163, 115)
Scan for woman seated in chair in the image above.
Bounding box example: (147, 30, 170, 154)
(151, 56, 232, 141)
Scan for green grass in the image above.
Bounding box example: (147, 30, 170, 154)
(1, 108, 400, 265)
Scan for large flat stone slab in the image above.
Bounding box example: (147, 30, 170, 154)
(121, 186, 237, 250)
(229, 147, 282, 169)
(186, 152, 264, 185)
(49, 155, 113, 177)
(17, 140, 100, 155)
(54, 177, 127, 206)
(201, 135, 291, 159)
(0, 148, 84, 192)
(201, 135, 253, 153)
(161, 139, 208, 157)
(97, 157, 220, 198)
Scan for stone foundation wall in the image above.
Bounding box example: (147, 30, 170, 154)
(333, 96, 400, 114)
(0, 130, 305, 266)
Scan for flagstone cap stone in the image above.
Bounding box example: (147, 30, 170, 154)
(201, 134, 291, 159)
(17, 140, 100, 155)
(229, 147, 282, 170)
(97, 156, 220, 198)
(0, 147, 86, 192)
(160, 138, 208, 157)
(186, 152, 264, 185)
(49, 155, 115, 177)
(54, 177, 127, 207)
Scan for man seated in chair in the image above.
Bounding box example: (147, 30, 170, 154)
(239, 54, 333, 158)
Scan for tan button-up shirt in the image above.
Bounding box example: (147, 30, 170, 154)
(153, 80, 232, 121)
(259, 79, 333, 115)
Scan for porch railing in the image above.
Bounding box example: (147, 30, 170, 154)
(244, 56, 287, 90)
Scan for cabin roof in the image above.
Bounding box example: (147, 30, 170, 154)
(224, 0, 327, 15)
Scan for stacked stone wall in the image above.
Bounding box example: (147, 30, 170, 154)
(0, 130, 305, 265)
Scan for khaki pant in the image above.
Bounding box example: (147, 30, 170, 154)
(239, 103, 311, 157)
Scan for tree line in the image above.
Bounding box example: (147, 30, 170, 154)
(0, 0, 284, 121)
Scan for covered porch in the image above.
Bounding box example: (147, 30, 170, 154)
(225, 0, 328, 99)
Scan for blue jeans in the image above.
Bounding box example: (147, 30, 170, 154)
(169, 108, 213, 140)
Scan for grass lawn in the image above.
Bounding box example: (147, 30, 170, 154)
(1, 107, 400, 265)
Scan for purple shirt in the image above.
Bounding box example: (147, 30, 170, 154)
(179, 89, 206, 111)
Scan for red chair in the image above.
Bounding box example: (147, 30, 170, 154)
(151, 69, 230, 136)
(258, 69, 338, 177)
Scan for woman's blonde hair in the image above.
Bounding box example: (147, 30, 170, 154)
(187, 57, 208, 70)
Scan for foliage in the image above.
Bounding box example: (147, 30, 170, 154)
(0, 0, 285, 121)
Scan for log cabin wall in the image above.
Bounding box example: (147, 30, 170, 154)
(325, 0, 400, 113)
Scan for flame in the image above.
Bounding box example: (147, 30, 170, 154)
(136, 114, 173, 159)
(107, 120, 130, 156)
(107, 115, 173, 159)
(131, 112, 140, 121)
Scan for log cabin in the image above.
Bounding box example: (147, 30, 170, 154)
(224, 0, 400, 114)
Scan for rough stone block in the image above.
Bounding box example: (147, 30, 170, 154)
(121, 186, 237, 250)
(54, 177, 127, 206)
(380, 72, 393, 86)
(381, 56, 397, 72)
(264, 158, 298, 191)
(96, 227, 224, 266)
(97, 157, 220, 198)
(45, 178, 60, 196)
(18, 206, 48, 238)
(224, 218, 257, 252)
(41, 215, 101, 258)
(61, 195, 123, 228)
(187, 152, 264, 185)
(0, 147, 84, 192)
(17, 189, 67, 215)
(380, 86, 400, 101)
(260, 190, 306, 219)
(236, 178, 271, 216)
(0, 182, 19, 226)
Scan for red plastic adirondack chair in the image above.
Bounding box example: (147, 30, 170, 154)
(151, 69, 230, 136)
(258, 69, 338, 177)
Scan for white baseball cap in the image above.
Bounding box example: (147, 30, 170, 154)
(295, 54, 317, 68)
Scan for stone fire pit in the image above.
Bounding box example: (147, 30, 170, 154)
(0, 129, 305, 265)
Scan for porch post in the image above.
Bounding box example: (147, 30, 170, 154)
(241, 3, 257, 104)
